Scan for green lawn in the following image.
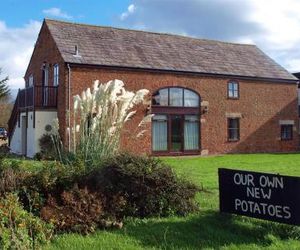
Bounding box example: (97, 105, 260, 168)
(46, 154, 300, 250)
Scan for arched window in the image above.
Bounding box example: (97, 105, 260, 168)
(152, 87, 200, 107)
(151, 87, 200, 155)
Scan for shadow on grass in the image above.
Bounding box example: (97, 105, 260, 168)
(116, 211, 300, 249)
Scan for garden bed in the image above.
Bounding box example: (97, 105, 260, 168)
(45, 153, 300, 250)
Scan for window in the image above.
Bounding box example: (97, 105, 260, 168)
(170, 88, 183, 106)
(228, 81, 239, 99)
(228, 118, 240, 141)
(184, 89, 199, 107)
(152, 115, 168, 151)
(152, 87, 199, 107)
(53, 64, 59, 86)
(152, 114, 200, 153)
(184, 115, 199, 150)
(152, 88, 168, 106)
(28, 75, 34, 87)
(152, 87, 200, 154)
(281, 125, 293, 140)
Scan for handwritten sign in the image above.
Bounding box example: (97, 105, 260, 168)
(218, 168, 300, 225)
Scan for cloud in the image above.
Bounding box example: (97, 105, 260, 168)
(119, 0, 300, 72)
(119, 1, 261, 40)
(0, 20, 41, 91)
(120, 4, 136, 21)
(43, 7, 72, 19)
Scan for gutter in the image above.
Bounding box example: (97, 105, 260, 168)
(66, 62, 298, 85)
(67, 63, 71, 152)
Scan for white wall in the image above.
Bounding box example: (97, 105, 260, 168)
(26, 111, 35, 158)
(10, 110, 57, 158)
(10, 114, 23, 155)
(33, 111, 57, 157)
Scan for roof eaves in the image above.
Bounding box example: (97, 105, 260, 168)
(66, 62, 298, 84)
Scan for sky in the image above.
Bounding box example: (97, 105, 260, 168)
(1, 0, 300, 92)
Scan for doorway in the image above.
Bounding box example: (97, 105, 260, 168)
(152, 114, 200, 154)
(42, 64, 48, 106)
(21, 116, 27, 156)
(170, 115, 182, 152)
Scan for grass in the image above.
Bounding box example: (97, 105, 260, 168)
(44, 153, 300, 249)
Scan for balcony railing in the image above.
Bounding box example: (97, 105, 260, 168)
(8, 85, 58, 141)
(18, 85, 58, 109)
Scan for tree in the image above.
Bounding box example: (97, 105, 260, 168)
(0, 68, 10, 100)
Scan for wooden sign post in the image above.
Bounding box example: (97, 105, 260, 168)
(218, 168, 300, 225)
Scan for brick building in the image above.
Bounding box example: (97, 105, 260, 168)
(8, 19, 299, 157)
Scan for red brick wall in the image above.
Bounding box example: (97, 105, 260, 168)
(24, 22, 66, 141)
(59, 66, 299, 155)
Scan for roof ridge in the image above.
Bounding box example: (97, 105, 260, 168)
(44, 18, 255, 47)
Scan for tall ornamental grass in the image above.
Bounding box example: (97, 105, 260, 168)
(53, 79, 152, 167)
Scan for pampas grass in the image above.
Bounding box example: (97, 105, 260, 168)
(52, 79, 152, 167)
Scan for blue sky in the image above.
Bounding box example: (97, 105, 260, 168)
(2, 0, 131, 27)
(1, 0, 300, 91)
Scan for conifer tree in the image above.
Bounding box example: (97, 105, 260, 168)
(0, 68, 10, 100)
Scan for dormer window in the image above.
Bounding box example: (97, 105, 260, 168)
(228, 81, 239, 99)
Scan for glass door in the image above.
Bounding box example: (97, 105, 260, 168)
(42, 65, 48, 106)
(170, 115, 183, 152)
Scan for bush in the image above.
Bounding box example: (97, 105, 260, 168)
(40, 186, 121, 234)
(84, 153, 200, 218)
(38, 134, 56, 160)
(24, 160, 85, 198)
(0, 154, 199, 236)
(0, 159, 31, 195)
(0, 144, 9, 155)
(0, 193, 53, 249)
(0, 159, 86, 216)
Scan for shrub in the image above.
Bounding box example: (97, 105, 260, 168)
(0, 159, 31, 195)
(38, 134, 56, 160)
(0, 160, 86, 217)
(0, 193, 53, 249)
(24, 160, 85, 197)
(0, 154, 199, 237)
(41, 186, 109, 234)
(84, 153, 200, 218)
(0, 144, 9, 155)
(0, 167, 29, 195)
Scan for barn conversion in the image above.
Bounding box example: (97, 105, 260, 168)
(8, 19, 299, 157)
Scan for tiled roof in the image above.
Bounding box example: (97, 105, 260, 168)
(293, 72, 300, 79)
(45, 19, 297, 81)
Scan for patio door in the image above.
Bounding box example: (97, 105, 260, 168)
(170, 115, 183, 152)
(152, 114, 200, 154)
(42, 65, 48, 106)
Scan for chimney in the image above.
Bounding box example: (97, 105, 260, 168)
(74, 45, 81, 57)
